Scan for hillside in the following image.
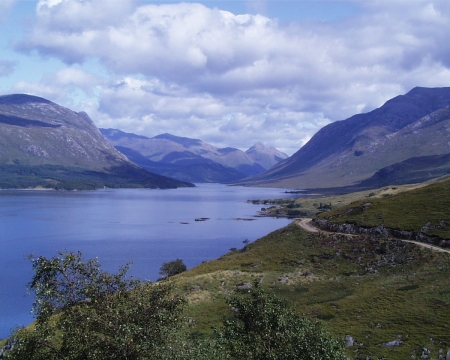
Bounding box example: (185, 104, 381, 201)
(239, 87, 450, 189)
(173, 224, 450, 359)
(315, 177, 450, 242)
(170, 177, 450, 359)
(100, 129, 288, 183)
(0, 94, 193, 189)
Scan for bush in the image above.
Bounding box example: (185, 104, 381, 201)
(215, 281, 346, 360)
(6, 251, 186, 360)
(159, 259, 187, 279)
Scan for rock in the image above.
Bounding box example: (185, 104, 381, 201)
(345, 335, 354, 346)
(421, 347, 431, 358)
(381, 339, 402, 348)
(236, 283, 252, 290)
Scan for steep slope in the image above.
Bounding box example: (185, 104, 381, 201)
(245, 142, 289, 169)
(101, 129, 285, 182)
(241, 87, 450, 189)
(0, 94, 193, 189)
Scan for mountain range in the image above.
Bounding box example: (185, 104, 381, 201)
(239, 87, 450, 190)
(0, 94, 192, 189)
(100, 129, 288, 183)
(2, 87, 450, 191)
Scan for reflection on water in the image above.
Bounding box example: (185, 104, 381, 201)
(0, 184, 297, 338)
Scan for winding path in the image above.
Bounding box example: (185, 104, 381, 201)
(295, 218, 450, 254)
(296, 218, 318, 233)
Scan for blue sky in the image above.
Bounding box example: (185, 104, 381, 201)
(1, 0, 450, 155)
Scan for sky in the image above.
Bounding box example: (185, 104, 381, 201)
(1, 0, 450, 155)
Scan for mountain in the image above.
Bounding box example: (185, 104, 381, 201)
(100, 129, 288, 183)
(245, 142, 289, 169)
(239, 87, 450, 189)
(0, 94, 193, 189)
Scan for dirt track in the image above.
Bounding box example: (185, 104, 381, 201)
(295, 218, 450, 254)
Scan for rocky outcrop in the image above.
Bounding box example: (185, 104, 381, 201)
(313, 219, 450, 248)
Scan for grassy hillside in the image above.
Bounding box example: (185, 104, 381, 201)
(317, 177, 450, 239)
(173, 223, 450, 359)
(249, 180, 434, 218)
(171, 178, 450, 358)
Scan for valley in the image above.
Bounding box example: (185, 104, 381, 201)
(2, 87, 450, 359)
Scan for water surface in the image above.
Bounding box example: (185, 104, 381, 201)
(0, 184, 296, 338)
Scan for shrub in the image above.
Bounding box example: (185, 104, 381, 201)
(6, 251, 186, 360)
(159, 258, 187, 279)
(215, 281, 346, 360)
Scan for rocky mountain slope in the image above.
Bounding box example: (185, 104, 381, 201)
(245, 142, 288, 169)
(0, 94, 193, 189)
(240, 87, 450, 189)
(100, 129, 288, 183)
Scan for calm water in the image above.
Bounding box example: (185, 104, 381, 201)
(0, 184, 296, 338)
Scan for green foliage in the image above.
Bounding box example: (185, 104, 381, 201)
(6, 251, 186, 360)
(160, 258, 187, 279)
(215, 281, 346, 360)
(4, 250, 348, 359)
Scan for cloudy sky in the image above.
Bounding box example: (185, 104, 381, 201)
(1, 0, 450, 155)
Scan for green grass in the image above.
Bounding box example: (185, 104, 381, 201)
(171, 222, 450, 359)
(250, 181, 436, 218)
(318, 178, 450, 238)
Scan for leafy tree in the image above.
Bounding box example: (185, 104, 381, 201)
(6, 251, 186, 360)
(159, 258, 187, 279)
(215, 281, 346, 360)
(5, 253, 345, 360)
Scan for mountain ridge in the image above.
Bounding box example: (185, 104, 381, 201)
(0, 94, 193, 189)
(101, 128, 288, 183)
(239, 87, 450, 189)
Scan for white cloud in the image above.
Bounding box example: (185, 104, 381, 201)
(13, 0, 450, 155)
(10, 67, 102, 108)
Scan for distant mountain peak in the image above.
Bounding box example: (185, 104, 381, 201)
(245, 142, 289, 169)
(102, 130, 288, 182)
(153, 133, 203, 147)
(100, 128, 150, 141)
